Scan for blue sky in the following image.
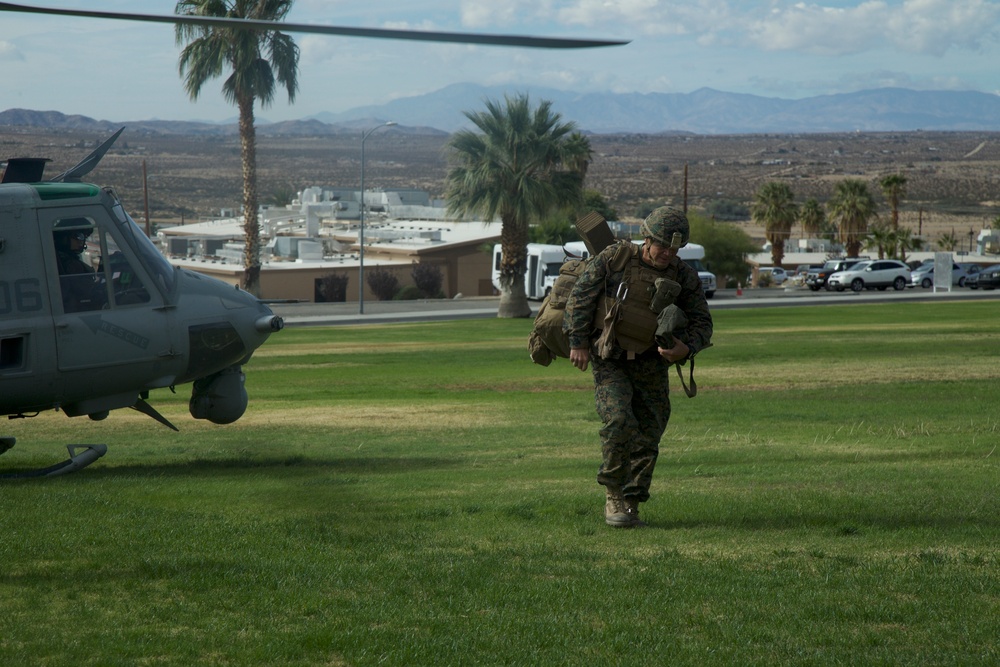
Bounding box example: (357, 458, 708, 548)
(2, 0, 999, 123)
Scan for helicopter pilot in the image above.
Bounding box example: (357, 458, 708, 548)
(53, 220, 105, 313)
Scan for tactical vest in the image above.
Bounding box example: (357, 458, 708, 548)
(595, 247, 681, 355)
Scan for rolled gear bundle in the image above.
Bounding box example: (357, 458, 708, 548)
(654, 303, 689, 350)
(656, 304, 700, 398)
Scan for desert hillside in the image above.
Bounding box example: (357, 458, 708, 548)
(3, 127, 998, 250)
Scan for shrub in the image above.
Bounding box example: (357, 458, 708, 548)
(368, 268, 400, 301)
(317, 273, 349, 302)
(394, 285, 423, 300)
(411, 262, 444, 298)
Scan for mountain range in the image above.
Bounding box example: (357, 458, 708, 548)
(5, 85, 1000, 136)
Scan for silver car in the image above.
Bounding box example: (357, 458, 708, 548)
(910, 261, 975, 288)
(828, 259, 911, 292)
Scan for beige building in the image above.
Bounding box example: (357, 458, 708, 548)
(158, 187, 501, 303)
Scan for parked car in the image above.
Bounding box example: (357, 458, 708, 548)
(756, 266, 788, 285)
(804, 258, 867, 291)
(909, 261, 976, 288)
(973, 264, 1000, 290)
(794, 264, 824, 277)
(960, 264, 981, 287)
(965, 265, 990, 288)
(827, 259, 911, 292)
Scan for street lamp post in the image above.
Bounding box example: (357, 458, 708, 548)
(359, 121, 396, 314)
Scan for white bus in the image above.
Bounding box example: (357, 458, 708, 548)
(490, 243, 589, 300)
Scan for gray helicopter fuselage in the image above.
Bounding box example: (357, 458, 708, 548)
(0, 181, 280, 422)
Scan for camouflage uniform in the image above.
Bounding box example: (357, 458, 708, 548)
(564, 233, 713, 512)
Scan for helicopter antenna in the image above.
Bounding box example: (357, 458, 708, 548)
(49, 127, 125, 183)
(0, 2, 629, 49)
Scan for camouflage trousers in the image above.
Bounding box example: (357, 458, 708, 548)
(591, 351, 671, 503)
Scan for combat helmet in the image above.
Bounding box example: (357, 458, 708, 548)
(640, 207, 689, 247)
(53, 217, 94, 251)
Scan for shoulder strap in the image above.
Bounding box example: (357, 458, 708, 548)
(675, 357, 697, 398)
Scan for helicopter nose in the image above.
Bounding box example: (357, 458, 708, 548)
(256, 314, 284, 333)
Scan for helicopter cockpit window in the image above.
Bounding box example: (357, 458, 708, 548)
(100, 233, 152, 308)
(52, 215, 155, 312)
(53, 217, 106, 313)
(111, 200, 176, 296)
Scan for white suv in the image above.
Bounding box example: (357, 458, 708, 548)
(828, 260, 911, 292)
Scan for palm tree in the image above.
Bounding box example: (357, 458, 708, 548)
(827, 179, 878, 258)
(445, 94, 590, 318)
(799, 198, 826, 239)
(175, 0, 299, 297)
(865, 220, 893, 259)
(937, 231, 960, 251)
(879, 173, 907, 230)
(894, 226, 922, 263)
(751, 181, 798, 266)
(562, 131, 593, 180)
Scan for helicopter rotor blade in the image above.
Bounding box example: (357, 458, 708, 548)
(0, 2, 629, 49)
(49, 126, 125, 183)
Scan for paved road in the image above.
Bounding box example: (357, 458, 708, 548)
(269, 285, 1000, 326)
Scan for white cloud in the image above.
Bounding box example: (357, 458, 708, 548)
(555, 0, 734, 36)
(460, 0, 538, 28)
(733, 0, 1000, 57)
(0, 41, 25, 61)
(885, 0, 1000, 55)
(456, 0, 1000, 57)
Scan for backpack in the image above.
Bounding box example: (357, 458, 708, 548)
(527, 242, 635, 366)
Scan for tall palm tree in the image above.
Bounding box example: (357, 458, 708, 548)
(175, 0, 299, 297)
(799, 198, 826, 238)
(562, 131, 594, 180)
(751, 181, 798, 266)
(879, 173, 907, 230)
(445, 94, 590, 318)
(827, 179, 878, 258)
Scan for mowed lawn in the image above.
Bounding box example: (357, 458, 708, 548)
(2, 300, 998, 666)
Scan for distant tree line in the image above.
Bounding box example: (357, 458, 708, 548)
(750, 174, 920, 266)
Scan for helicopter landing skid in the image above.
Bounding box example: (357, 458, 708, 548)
(0, 441, 108, 479)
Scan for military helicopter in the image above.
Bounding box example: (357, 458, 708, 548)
(0, 3, 625, 478)
(0, 130, 285, 478)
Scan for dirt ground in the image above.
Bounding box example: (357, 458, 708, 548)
(4, 126, 999, 247)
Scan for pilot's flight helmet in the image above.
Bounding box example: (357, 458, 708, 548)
(640, 207, 689, 247)
(53, 217, 94, 249)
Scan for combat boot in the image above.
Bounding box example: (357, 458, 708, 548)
(604, 486, 633, 527)
(623, 497, 647, 527)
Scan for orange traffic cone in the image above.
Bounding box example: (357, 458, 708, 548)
(736, 282, 743, 297)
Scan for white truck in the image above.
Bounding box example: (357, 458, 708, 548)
(492, 240, 716, 300)
(682, 244, 717, 298)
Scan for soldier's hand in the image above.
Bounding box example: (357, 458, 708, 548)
(570, 347, 590, 372)
(659, 341, 690, 364)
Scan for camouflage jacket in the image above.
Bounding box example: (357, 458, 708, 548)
(564, 242, 713, 357)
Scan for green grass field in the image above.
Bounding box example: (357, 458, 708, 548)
(3, 300, 998, 666)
